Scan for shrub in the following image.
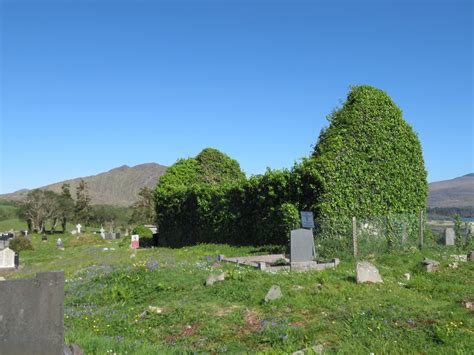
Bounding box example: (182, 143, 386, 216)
(9, 236, 34, 253)
(311, 85, 428, 236)
(132, 225, 153, 238)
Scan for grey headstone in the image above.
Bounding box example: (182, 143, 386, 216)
(356, 261, 383, 283)
(422, 258, 440, 272)
(290, 229, 315, 262)
(445, 227, 455, 246)
(467, 251, 474, 262)
(0, 247, 15, 269)
(264, 285, 282, 302)
(146, 257, 159, 271)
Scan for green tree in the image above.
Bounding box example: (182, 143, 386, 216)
(311, 85, 428, 234)
(130, 187, 156, 225)
(56, 183, 75, 232)
(75, 179, 92, 225)
(18, 189, 61, 233)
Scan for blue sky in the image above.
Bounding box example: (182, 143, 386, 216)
(0, 0, 472, 194)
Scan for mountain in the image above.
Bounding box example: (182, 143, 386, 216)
(0, 163, 168, 207)
(428, 173, 474, 208)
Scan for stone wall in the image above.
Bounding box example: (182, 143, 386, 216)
(0, 271, 64, 355)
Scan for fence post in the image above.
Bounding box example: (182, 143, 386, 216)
(419, 211, 424, 249)
(352, 216, 358, 257)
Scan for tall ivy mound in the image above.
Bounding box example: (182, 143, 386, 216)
(312, 85, 428, 232)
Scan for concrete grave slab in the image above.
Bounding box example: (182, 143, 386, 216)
(290, 229, 315, 262)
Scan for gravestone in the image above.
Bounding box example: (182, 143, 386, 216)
(115, 232, 121, 239)
(42, 235, 48, 241)
(56, 238, 64, 249)
(131, 234, 139, 249)
(100, 227, 105, 239)
(356, 261, 383, 283)
(105, 232, 115, 240)
(76, 224, 82, 234)
(0, 247, 15, 269)
(300, 211, 315, 229)
(290, 229, 316, 262)
(445, 228, 455, 246)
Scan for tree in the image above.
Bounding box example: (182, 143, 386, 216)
(130, 187, 156, 225)
(311, 85, 428, 234)
(75, 179, 91, 224)
(18, 189, 61, 233)
(58, 183, 75, 232)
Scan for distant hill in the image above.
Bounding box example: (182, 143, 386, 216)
(0, 163, 168, 207)
(428, 173, 474, 208)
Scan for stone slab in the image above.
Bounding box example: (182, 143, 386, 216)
(290, 229, 315, 262)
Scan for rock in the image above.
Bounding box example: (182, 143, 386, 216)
(205, 273, 225, 286)
(264, 285, 282, 302)
(422, 258, 440, 272)
(403, 273, 411, 281)
(356, 261, 383, 283)
(0, 277, 5, 281)
(468, 251, 474, 262)
(462, 300, 473, 310)
(63, 344, 84, 355)
(315, 283, 323, 290)
(292, 344, 323, 355)
(450, 254, 467, 262)
(448, 262, 459, 269)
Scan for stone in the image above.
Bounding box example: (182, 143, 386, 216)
(146, 257, 159, 271)
(290, 229, 316, 262)
(41, 235, 48, 241)
(292, 343, 323, 354)
(0, 277, 5, 281)
(448, 262, 459, 269)
(445, 227, 455, 246)
(56, 238, 64, 249)
(71, 230, 77, 235)
(64, 343, 84, 355)
(0, 247, 15, 269)
(451, 254, 468, 262)
(205, 273, 225, 286)
(264, 285, 282, 302)
(356, 261, 383, 283)
(76, 223, 82, 234)
(403, 273, 411, 281)
(147, 305, 163, 314)
(422, 258, 440, 272)
(468, 251, 474, 262)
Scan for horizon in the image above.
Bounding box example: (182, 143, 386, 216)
(1, 0, 473, 194)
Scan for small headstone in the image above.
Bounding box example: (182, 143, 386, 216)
(469, 223, 474, 235)
(41, 235, 48, 241)
(445, 227, 455, 246)
(422, 258, 440, 272)
(467, 251, 474, 262)
(205, 273, 225, 286)
(100, 227, 105, 239)
(300, 211, 315, 229)
(356, 261, 383, 283)
(71, 230, 77, 235)
(115, 232, 121, 239)
(403, 273, 411, 281)
(76, 224, 82, 234)
(56, 238, 63, 249)
(0, 248, 15, 269)
(264, 285, 282, 302)
(131, 234, 139, 249)
(290, 229, 316, 262)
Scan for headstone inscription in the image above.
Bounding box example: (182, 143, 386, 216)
(131, 234, 139, 249)
(290, 229, 316, 262)
(445, 227, 455, 246)
(300, 211, 315, 229)
(0, 247, 15, 269)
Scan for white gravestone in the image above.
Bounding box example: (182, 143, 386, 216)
(100, 227, 105, 239)
(445, 228, 455, 246)
(76, 224, 82, 234)
(290, 229, 316, 262)
(0, 248, 15, 269)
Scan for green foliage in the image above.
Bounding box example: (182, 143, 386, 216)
(9, 236, 34, 253)
(453, 214, 462, 239)
(89, 205, 131, 229)
(75, 179, 92, 224)
(130, 187, 156, 225)
(132, 225, 153, 238)
(311, 85, 428, 235)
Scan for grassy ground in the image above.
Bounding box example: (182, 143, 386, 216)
(2, 233, 473, 354)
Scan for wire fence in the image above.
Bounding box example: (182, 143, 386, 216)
(313, 212, 474, 258)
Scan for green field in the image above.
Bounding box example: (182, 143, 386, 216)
(2, 233, 473, 354)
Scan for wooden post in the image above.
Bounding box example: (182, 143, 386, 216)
(419, 211, 424, 249)
(352, 216, 358, 257)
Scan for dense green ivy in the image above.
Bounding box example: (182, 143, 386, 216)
(154, 86, 428, 246)
(311, 85, 428, 235)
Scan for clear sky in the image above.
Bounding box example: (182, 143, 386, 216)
(0, 0, 472, 194)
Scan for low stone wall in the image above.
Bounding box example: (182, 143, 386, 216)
(0, 271, 64, 355)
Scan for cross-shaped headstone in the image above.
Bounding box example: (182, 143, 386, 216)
(76, 224, 82, 234)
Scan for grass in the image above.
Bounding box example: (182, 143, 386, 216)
(2, 233, 473, 354)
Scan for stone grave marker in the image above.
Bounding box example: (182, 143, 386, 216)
(445, 227, 455, 246)
(76, 224, 82, 234)
(100, 227, 105, 239)
(131, 234, 139, 249)
(0, 247, 15, 269)
(290, 229, 316, 262)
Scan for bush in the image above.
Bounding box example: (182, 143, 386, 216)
(311, 85, 428, 236)
(132, 225, 153, 238)
(9, 236, 33, 253)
